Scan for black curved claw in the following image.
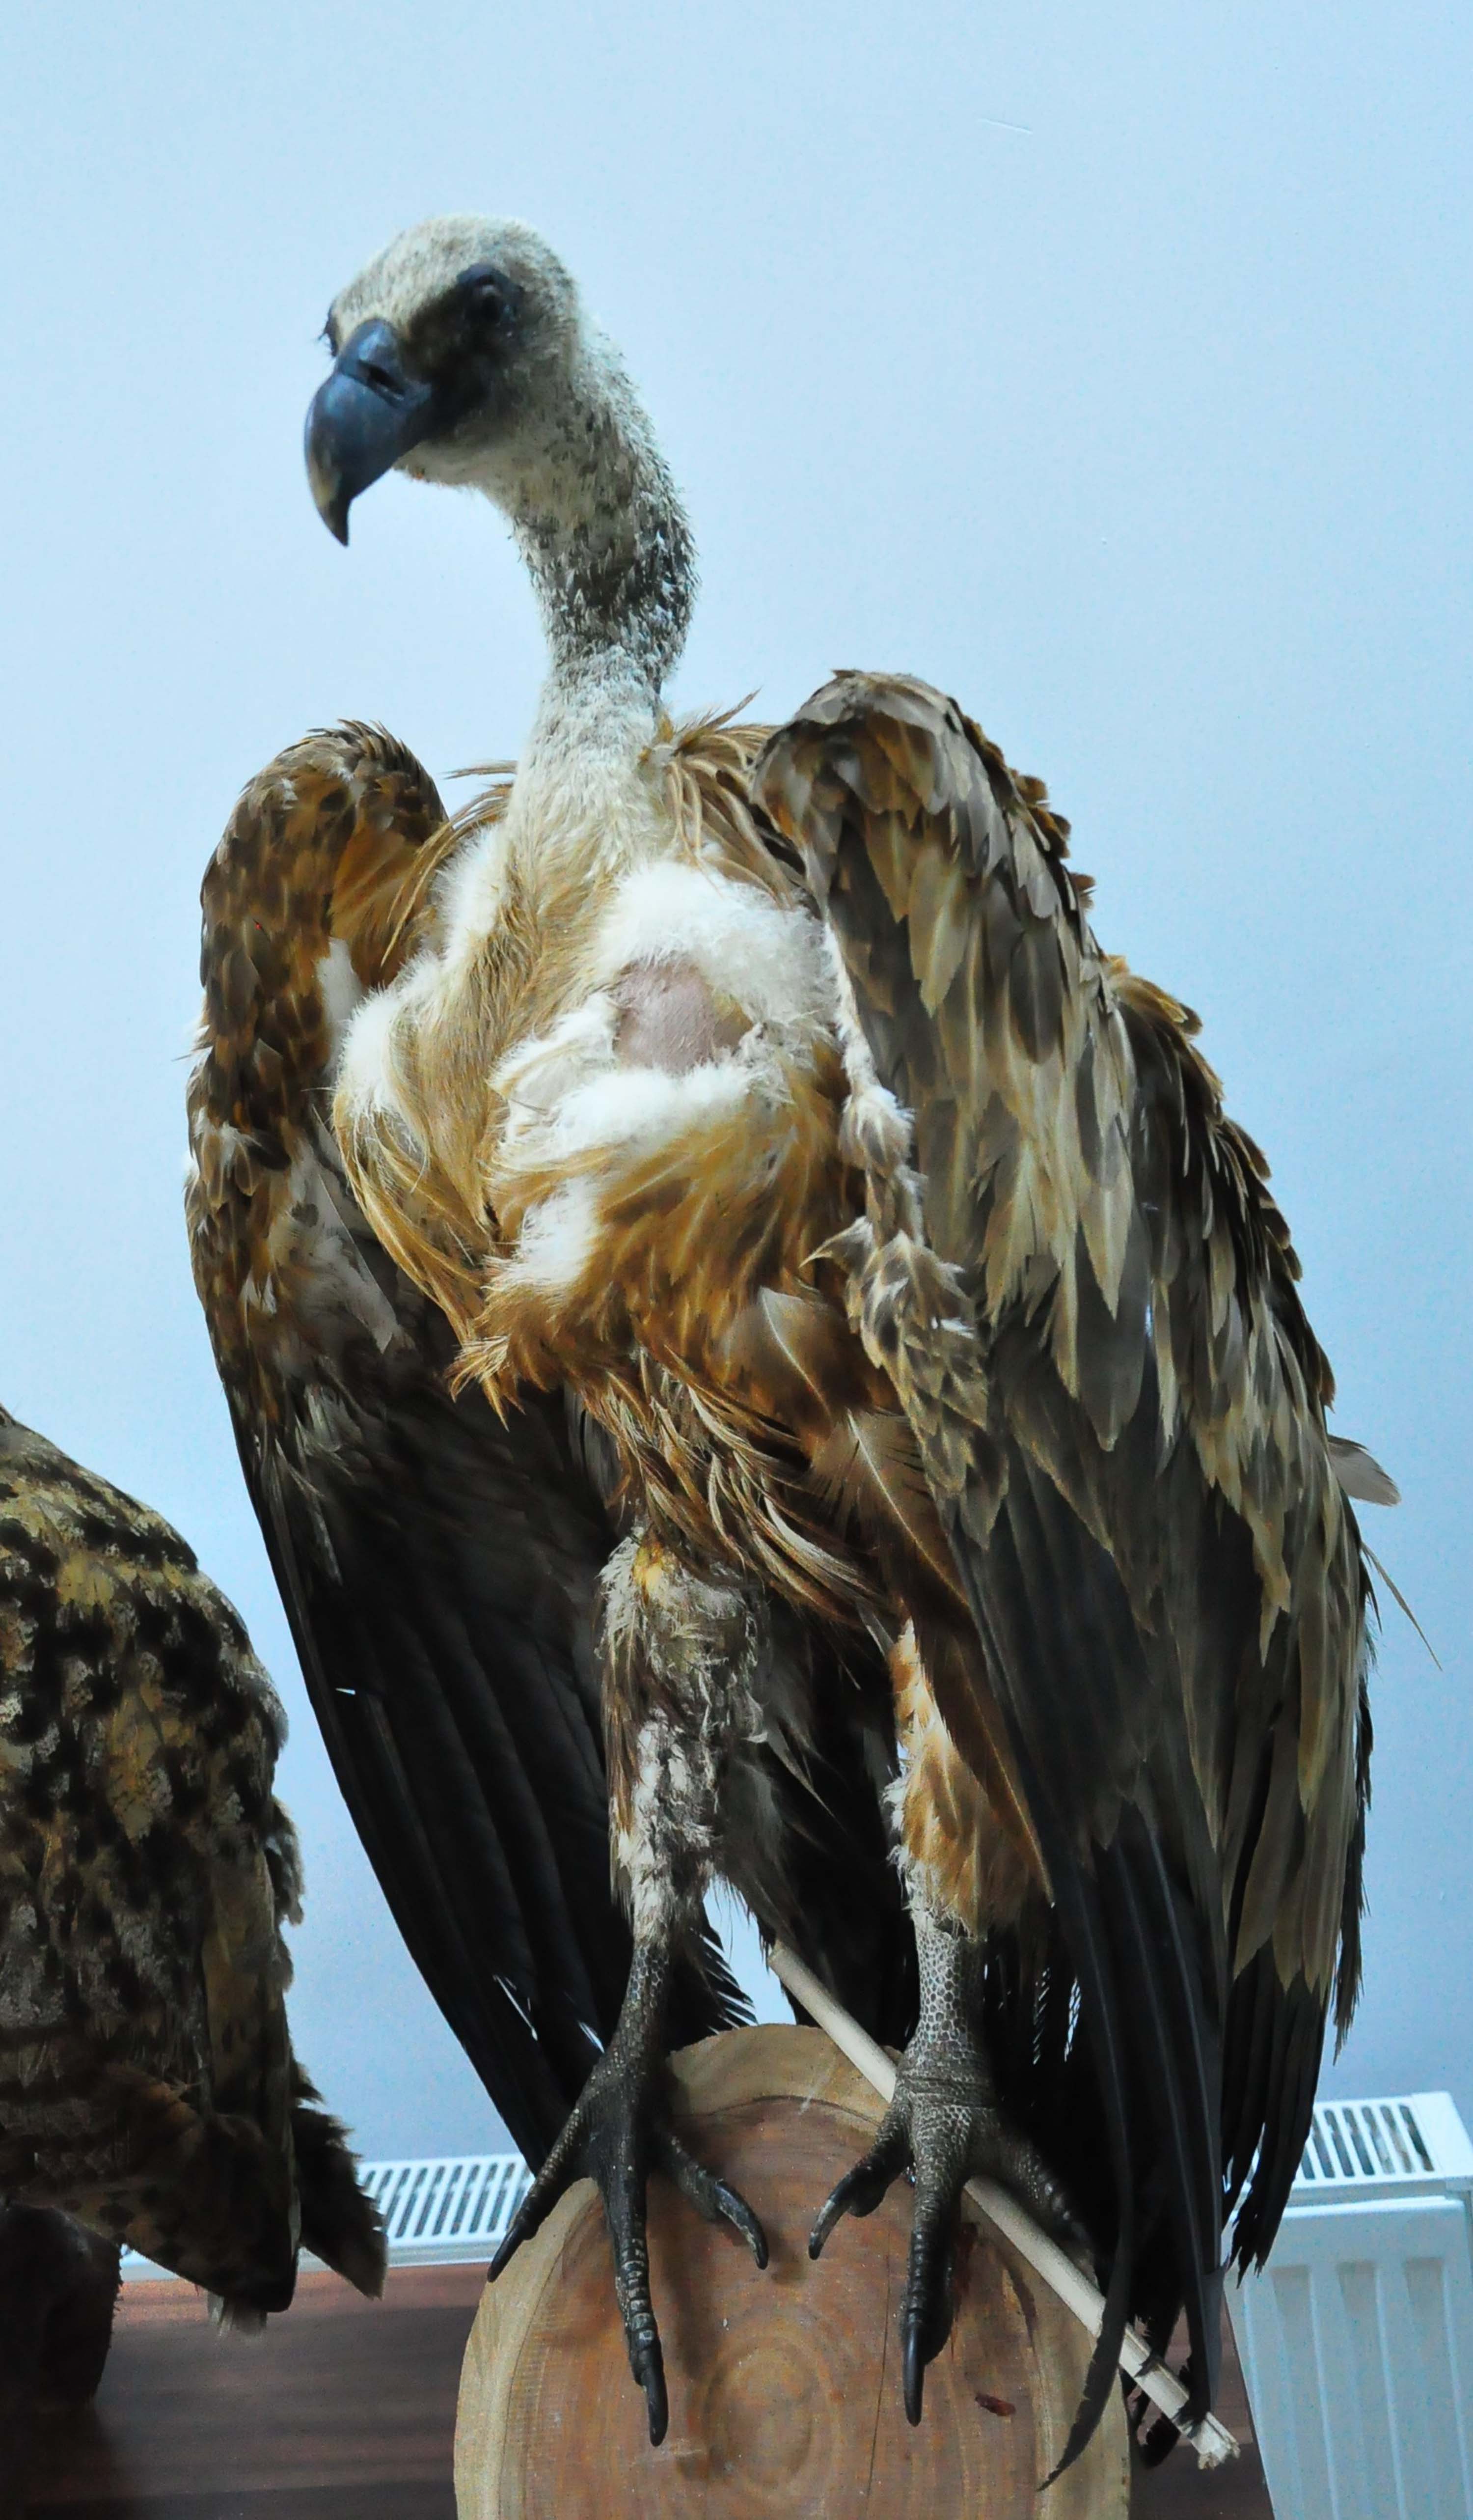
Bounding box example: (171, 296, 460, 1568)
(633, 2334, 668, 2447)
(808, 2121, 909, 2260)
(809, 2088, 966, 2423)
(900, 2168, 962, 2424)
(903, 2312, 928, 2427)
(657, 2124, 769, 2271)
(488, 1947, 766, 2446)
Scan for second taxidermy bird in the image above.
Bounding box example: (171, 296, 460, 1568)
(198, 215, 1388, 2465)
(0, 1404, 385, 2327)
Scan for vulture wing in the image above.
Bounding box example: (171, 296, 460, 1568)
(756, 676, 1371, 2442)
(187, 728, 744, 2168)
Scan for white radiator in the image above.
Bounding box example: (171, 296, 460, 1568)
(1228, 2092, 1473, 2520)
(119, 2149, 532, 2280)
(355, 2151, 531, 2264)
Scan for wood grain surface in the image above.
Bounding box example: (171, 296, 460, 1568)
(22, 2264, 481, 2518)
(458, 2027, 1131, 2519)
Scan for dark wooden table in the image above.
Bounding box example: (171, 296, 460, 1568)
(22, 2266, 1273, 2517)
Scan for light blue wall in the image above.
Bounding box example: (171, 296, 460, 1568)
(0, 0, 1467, 2159)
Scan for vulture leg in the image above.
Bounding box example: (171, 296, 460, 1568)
(489, 1534, 768, 2445)
(810, 1631, 1076, 2424)
(810, 1910, 1079, 2424)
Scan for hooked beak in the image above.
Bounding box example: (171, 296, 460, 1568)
(304, 320, 439, 544)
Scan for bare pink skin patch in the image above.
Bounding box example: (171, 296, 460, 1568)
(611, 959, 749, 1076)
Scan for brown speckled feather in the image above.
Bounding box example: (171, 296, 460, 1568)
(0, 1406, 383, 2313)
(754, 674, 1371, 2442)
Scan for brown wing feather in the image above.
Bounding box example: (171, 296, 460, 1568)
(755, 673, 1371, 2441)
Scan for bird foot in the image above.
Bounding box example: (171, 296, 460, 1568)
(809, 1922, 1080, 2424)
(488, 1943, 766, 2445)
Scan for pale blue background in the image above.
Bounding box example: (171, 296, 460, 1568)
(0, 1, 1467, 2160)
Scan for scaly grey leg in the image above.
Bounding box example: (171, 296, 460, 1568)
(489, 1534, 768, 2444)
(810, 1906, 1080, 2423)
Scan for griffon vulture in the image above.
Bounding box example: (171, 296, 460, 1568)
(0, 1404, 385, 2318)
(194, 216, 1385, 2464)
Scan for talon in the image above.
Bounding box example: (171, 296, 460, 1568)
(808, 2188, 845, 2259)
(717, 2181, 769, 2268)
(655, 2127, 769, 2268)
(901, 2214, 955, 2423)
(633, 2337, 668, 2446)
(487, 2185, 546, 2281)
(903, 2314, 927, 2426)
(808, 2178, 857, 2260)
(809, 2129, 907, 2258)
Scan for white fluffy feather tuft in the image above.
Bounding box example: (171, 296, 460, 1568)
(592, 861, 831, 1035)
(316, 939, 365, 1063)
(506, 1181, 601, 1294)
(334, 987, 423, 1153)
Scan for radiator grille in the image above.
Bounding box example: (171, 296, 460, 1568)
(359, 2152, 531, 2261)
(1293, 2090, 1473, 2203)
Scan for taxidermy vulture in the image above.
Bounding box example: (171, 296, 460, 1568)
(0, 1404, 385, 2334)
(190, 216, 1391, 2463)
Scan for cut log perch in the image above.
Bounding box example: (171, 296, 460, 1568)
(769, 1941, 1239, 2470)
(456, 2024, 1131, 2516)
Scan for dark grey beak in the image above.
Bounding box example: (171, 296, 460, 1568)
(304, 320, 439, 544)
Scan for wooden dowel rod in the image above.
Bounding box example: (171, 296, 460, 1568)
(769, 1939, 1238, 2470)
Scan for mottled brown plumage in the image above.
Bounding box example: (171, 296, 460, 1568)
(328, 673, 1370, 2450)
(188, 725, 463, 1429)
(325, 642, 1357, 2436)
(0, 1404, 384, 2313)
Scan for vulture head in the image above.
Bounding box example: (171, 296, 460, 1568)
(306, 218, 585, 541)
(306, 215, 693, 692)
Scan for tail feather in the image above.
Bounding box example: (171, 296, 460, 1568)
(291, 2076, 386, 2298)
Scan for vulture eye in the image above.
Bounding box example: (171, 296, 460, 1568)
(459, 264, 518, 331)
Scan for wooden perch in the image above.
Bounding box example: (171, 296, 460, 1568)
(456, 2023, 1132, 2515)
